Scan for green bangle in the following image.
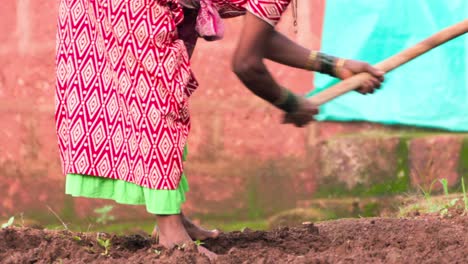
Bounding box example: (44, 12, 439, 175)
(275, 89, 299, 113)
(317, 52, 337, 77)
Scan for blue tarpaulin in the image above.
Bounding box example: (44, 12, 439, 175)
(308, 0, 468, 131)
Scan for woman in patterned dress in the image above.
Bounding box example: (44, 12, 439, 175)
(56, 0, 383, 257)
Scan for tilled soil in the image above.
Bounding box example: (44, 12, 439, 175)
(1, 214, 467, 264)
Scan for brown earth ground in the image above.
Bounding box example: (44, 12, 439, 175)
(1, 210, 467, 264)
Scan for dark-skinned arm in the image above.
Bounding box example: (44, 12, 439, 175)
(264, 30, 317, 70)
(232, 13, 317, 127)
(264, 30, 385, 94)
(232, 13, 283, 103)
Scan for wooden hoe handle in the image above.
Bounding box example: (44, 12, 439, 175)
(308, 19, 468, 106)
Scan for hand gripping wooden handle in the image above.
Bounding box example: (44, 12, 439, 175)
(308, 19, 468, 106)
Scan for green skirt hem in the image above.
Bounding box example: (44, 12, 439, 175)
(65, 173, 189, 215)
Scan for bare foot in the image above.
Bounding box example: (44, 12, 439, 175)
(155, 214, 217, 260)
(182, 213, 220, 241)
(153, 213, 220, 241)
(156, 214, 191, 248)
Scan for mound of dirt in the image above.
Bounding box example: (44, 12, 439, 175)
(267, 208, 329, 229)
(1, 214, 467, 263)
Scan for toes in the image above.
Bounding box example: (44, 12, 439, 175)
(210, 229, 221, 239)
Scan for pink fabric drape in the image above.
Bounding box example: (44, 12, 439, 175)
(196, 0, 225, 40)
(179, 0, 225, 41)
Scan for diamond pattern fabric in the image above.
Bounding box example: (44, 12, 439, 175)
(56, 0, 291, 190)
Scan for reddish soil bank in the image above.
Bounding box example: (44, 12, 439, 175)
(1, 214, 467, 263)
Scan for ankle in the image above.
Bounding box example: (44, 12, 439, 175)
(156, 215, 194, 239)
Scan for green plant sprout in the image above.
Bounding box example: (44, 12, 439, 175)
(96, 233, 112, 256)
(417, 179, 439, 213)
(439, 179, 449, 196)
(436, 178, 467, 217)
(94, 205, 115, 225)
(1, 216, 14, 229)
(439, 198, 459, 216)
(418, 179, 437, 200)
(154, 249, 162, 255)
(194, 240, 205, 246)
(400, 177, 466, 217)
(417, 178, 462, 215)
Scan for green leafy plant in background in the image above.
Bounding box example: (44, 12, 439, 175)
(400, 177, 468, 217)
(96, 233, 112, 256)
(462, 177, 468, 211)
(435, 178, 468, 217)
(94, 205, 115, 225)
(416, 178, 459, 215)
(1, 216, 14, 229)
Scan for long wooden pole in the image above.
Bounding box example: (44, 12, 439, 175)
(308, 19, 468, 106)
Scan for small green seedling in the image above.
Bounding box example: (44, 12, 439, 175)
(1, 217, 15, 229)
(418, 179, 439, 213)
(154, 249, 162, 255)
(96, 234, 112, 256)
(439, 179, 449, 196)
(449, 198, 459, 207)
(418, 180, 434, 200)
(72, 236, 82, 242)
(194, 240, 205, 246)
(94, 205, 115, 225)
(440, 198, 459, 217)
